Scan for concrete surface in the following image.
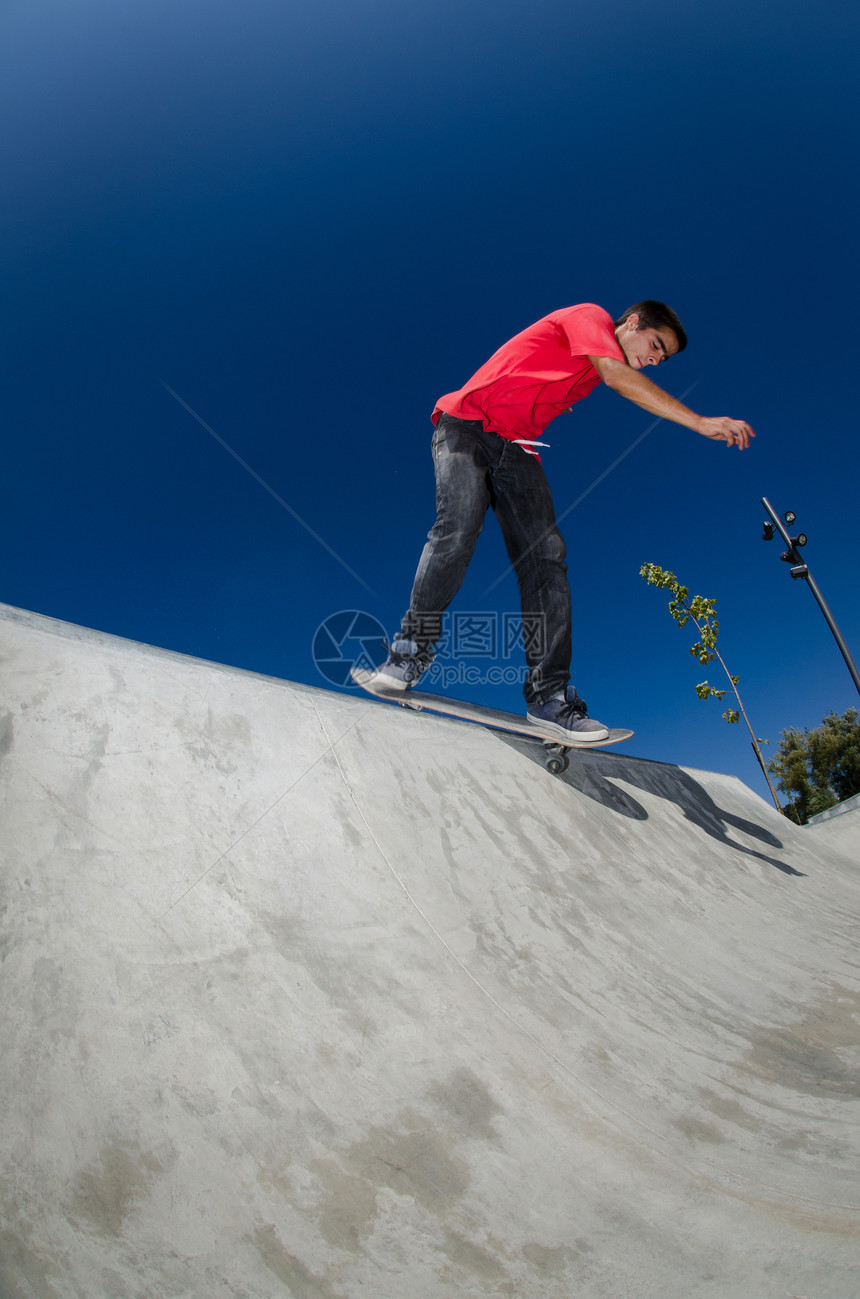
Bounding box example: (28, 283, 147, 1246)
(1, 602, 858, 1299)
(805, 792, 860, 862)
(804, 804, 860, 862)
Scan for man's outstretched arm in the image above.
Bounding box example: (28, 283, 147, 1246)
(588, 354, 755, 449)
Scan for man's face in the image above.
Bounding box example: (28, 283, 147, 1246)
(616, 313, 679, 370)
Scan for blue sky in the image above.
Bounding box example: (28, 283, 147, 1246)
(3, 0, 858, 803)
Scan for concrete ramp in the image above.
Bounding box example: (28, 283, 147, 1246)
(1, 604, 858, 1298)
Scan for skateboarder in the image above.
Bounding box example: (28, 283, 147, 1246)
(364, 301, 755, 741)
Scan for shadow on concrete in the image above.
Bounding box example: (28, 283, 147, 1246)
(498, 733, 805, 878)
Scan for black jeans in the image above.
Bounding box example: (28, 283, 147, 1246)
(401, 413, 571, 705)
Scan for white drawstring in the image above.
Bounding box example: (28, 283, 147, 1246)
(512, 439, 550, 456)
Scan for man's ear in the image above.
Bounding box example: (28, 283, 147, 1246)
(622, 312, 640, 333)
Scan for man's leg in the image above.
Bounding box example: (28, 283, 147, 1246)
(490, 443, 571, 706)
(491, 444, 608, 737)
(364, 415, 492, 690)
(401, 415, 493, 659)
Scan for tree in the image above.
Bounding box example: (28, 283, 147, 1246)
(767, 709, 860, 823)
(640, 563, 782, 812)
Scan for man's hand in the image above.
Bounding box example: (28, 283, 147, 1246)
(696, 416, 755, 450)
(588, 354, 755, 450)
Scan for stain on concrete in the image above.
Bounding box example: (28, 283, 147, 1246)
(69, 722, 110, 798)
(673, 1114, 726, 1145)
(67, 1141, 171, 1237)
(309, 1069, 500, 1254)
(697, 1087, 761, 1132)
(424, 1067, 503, 1143)
(251, 1224, 343, 1298)
(521, 1239, 585, 1276)
(0, 711, 13, 761)
(181, 708, 252, 777)
(347, 1118, 469, 1213)
(311, 1160, 380, 1250)
(738, 985, 860, 1100)
(306, 1066, 512, 1272)
(441, 1227, 511, 1286)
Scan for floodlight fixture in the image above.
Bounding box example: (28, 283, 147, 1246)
(761, 496, 860, 698)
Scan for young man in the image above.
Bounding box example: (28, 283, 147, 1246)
(366, 301, 754, 741)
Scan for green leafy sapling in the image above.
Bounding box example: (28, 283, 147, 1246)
(640, 563, 782, 813)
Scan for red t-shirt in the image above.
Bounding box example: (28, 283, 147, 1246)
(432, 303, 624, 446)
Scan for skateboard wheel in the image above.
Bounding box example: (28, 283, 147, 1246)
(545, 754, 567, 775)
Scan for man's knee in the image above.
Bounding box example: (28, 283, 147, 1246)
(531, 526, 566, 567)
(428, 514, 486, 551)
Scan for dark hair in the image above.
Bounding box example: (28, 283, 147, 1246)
(615, 300, 687, 353)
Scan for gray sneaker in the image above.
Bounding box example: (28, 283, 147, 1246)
(527, 688, 609, 742)
(363, 637, 427, 692)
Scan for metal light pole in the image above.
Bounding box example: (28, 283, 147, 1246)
(761, 497, 860, 698)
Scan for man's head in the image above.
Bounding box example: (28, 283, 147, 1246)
(614, 300, 687, 370)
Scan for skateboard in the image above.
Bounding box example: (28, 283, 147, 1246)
(350, 668, 633, 774)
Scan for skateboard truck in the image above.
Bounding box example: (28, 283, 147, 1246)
(543, 742, 569, 775)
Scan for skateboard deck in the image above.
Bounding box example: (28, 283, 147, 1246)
(351, 668, 633, 773)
